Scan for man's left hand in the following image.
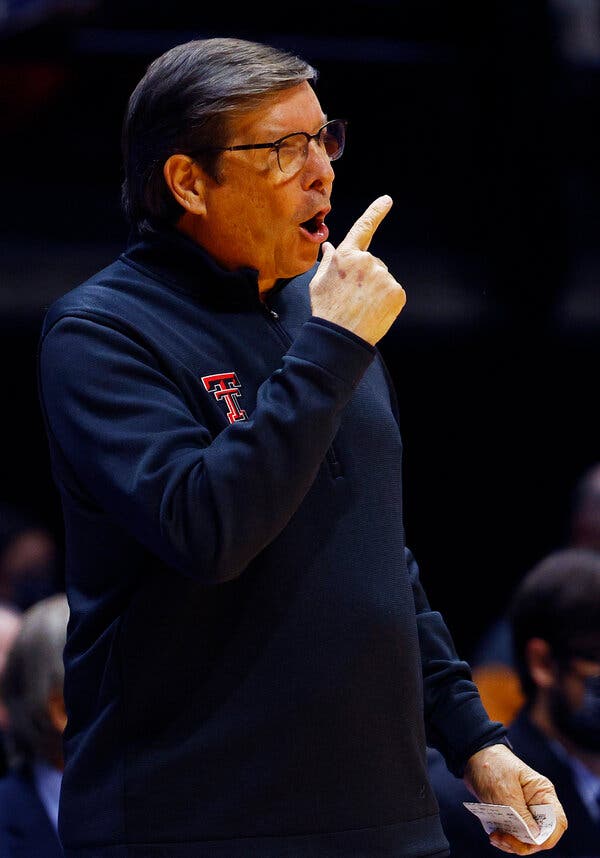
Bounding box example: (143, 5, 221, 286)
(463, 743, 568, 854)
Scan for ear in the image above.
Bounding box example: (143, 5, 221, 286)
(525, 637, 556, 689)
(47, 686, 67, 734)
(163, 154, 208, 216)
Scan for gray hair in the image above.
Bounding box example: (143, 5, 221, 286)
(0, 593, 69, 768)
(121, 37, 318, 233)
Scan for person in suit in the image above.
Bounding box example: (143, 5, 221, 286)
(428, 546, 600, 856)
(0, 593, 68, 858)
(469, 460, 600, 727)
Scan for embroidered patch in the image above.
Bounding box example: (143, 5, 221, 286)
(201, 372, 248, 423)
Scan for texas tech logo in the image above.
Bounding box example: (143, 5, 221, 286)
(201, 372, 248, 424)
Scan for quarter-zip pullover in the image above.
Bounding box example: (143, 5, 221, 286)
(37, 225, 507, 857)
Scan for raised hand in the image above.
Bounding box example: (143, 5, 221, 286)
(309, 195, 406, 346)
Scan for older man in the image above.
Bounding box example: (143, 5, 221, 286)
(38, 37, 566, 857)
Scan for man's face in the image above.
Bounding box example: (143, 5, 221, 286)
(188, 81, 336, 293)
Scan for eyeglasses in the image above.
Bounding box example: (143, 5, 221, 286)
(190, 119, 347, 175)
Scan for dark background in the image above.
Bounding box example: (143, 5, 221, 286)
(1, 0, 598, 659)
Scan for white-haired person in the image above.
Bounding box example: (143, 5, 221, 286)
(0, 593, 68, 857)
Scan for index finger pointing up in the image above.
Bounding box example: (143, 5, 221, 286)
(340, 195, 393, 252)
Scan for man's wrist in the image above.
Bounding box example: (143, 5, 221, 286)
(464, 736, 515, 782)
(475, 735, 514, 755)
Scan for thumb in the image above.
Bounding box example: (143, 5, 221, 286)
(320, 241, 335, 261)
(513, 802, 540, 839)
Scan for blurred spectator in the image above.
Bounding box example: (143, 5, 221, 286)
(469, 461, 600, 726)
(428, 547, 600, 856)
(0, 502, 61, 612)
(0, 602, 22, 777)
(0, 593, 68, 857)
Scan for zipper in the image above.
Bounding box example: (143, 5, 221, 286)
(262, 303, 290, 348)
(262, 301, 343, 481)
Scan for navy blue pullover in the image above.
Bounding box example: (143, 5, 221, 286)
(38, 226, 507, 857)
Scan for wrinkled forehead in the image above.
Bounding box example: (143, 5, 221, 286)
(227, 82, 326, 141)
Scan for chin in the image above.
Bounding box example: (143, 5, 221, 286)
(273, 246, 319, 282)
(298, 247, 321, 272)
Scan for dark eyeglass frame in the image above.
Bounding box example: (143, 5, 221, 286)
(189, 119, 347, 174)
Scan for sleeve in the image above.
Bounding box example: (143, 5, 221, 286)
(376, 350, 509, 774)
(428, 748, 502, 857)
(406, 547, 510, 777)
(38, 312, 375, 585)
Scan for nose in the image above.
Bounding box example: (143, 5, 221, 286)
(303, 138, 335, 190)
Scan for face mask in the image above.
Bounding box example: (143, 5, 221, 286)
(550, 674, 600, 753)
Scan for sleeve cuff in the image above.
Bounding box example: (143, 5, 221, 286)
(285, 317, 376, 391)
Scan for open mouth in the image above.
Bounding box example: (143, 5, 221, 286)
(299, 209, 329, 242)
(302, 216, 319, 233)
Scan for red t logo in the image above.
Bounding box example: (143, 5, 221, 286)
(201, 372, 248, 424)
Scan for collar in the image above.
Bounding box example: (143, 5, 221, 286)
(33, 759, 62, 832)
(122, 225, 289, 310)
(548, 737, 600, 821)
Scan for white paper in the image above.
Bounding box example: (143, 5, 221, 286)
(463, 801, 556, 845)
